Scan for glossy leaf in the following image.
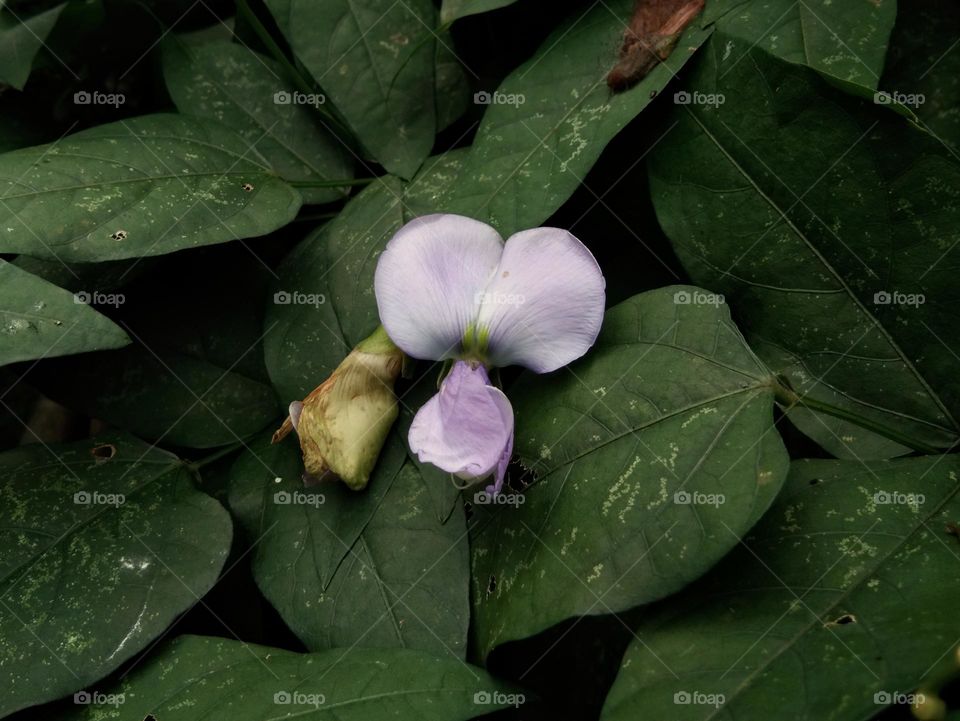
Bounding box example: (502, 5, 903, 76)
(649, 33, 960, 459)
(0, 259, 129, 366)
(162, 38, 354, 204)
(0, 114, 301, 262)
(0, 434, 232, 717)
(440, 0, 518, 25)
(602, 454, 960, 721)
(470, 286, 789, 658)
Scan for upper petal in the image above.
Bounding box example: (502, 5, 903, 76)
(375, 214, 503, 361)
(408, 360, 514, 481)
(476, 227, 605, 373)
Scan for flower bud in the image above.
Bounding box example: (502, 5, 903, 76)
(272, 326, 404, 491)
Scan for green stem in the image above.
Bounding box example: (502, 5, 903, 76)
(773, 381, 942, 454)
(288, 177, 376, 188)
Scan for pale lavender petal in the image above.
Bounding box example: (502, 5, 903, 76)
(375, 214, 503, 361)
(485, 431, 513, 496)
(289, 401, 303, 432)
(476, 227, 605, 373)
(409, 360, 513, 482)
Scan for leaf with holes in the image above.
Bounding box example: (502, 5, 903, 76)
(0, 259, 129, 367)
(230, 435, 469, 655)
(265, 0, 437, 179)
(0, 113, 301, 262)
(602, 454, 960, 721)
(0, 3, 65, 89)
(162, 39, 354, 205)
(469, 286, 789, 659)
(648, 33, 960, 459)
(0, 434, 232, 717)
(55, 634, 520, 721)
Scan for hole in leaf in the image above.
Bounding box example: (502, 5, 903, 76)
(110, 230, 128, 241)
(809, 478, 822, 486)
(91, 443, 117, 461)
(487, 575, 497, 594)
(241, 182, 254, 192)
(826, 613, 857, 627)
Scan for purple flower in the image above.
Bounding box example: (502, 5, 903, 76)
(375, 214, 605, 494)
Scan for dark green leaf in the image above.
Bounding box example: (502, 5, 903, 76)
(470, 286, 789, 658)
(440, 0, 517, 25)
(0, 3, 65, 89)
(0, 434, 232, 717)
(602, 454, 960, 721)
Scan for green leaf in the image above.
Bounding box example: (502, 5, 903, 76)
(470, 286, 789, 658)
(56, 634, 521, 720)
(0, 259, 129, 366)
(434, 35, 470, 132)
(648, 33, 960, 459)
(711, 0, 897, 89)
(0, 114, 301, 262)
(420, 0, 712, 237)
(264, 177, 405, 403)
(162, 38, 354, 205)
(440, 0, 517, 25)
(0, 3, 65, 89)
(265, 0, 438, 179)
(230, 434, 469, 656)
(0, 433, 232, 717)
(882, 0, 960, 149)
(602, 454, 960, 721)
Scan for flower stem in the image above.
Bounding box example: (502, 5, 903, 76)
(773, 379, 942, 455)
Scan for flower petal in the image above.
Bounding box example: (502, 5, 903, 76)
(408, 360, 513, 482)
(289, 401, 303, 432)
(476, 227, 605, 373)
(375, 214, 503, 361)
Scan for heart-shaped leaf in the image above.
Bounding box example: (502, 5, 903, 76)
(0, 114, 301, 262)
(602, 454, 960, 721)
(0, 434, 232, 717)
(649, 32, 960, 459)
(56, 634, 523, 720)
(470, 286, 789, 658)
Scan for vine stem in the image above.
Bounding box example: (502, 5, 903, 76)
(772, 380, 942, 455)
(188, 441, 246, 472)
(288, 177, 376, 188)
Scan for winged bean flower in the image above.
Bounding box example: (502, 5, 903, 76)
(375, 214, 605, 495)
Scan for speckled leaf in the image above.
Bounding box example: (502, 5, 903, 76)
(230, 437, 469, 656)
(0, 259, 129, 366)
(419, 0, 712, 237)
(439, 0, 517, 24)
(162, 39, 353, 205)
(602, 455, 960, 721)
(265, 0, 437, 179)
(264, 177, 405, 403)
(56, 634, 519, 721)
(0, 114, 301, 262)
(0, 2, 65, 89)
(712, 0, 896, 89)
(470, 287, 789, 659)
(648, 33, 960, 459)
(0, 434, 232, 718)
